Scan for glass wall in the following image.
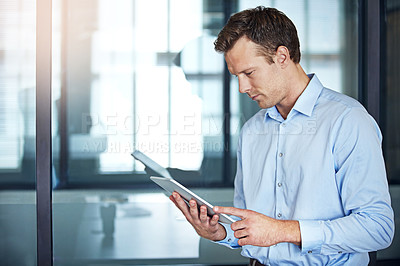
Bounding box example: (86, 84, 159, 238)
(51, 0, 359, 189)
(52, 0, 228, 187)
(0, 0, 37, 265)
(52, 1, 245, 265)
(51, 0, 362, 265)
(4, 0, 398, 265)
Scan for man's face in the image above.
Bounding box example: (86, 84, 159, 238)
(225, 37, 288, 109)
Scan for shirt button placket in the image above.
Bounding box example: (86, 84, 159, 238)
(276, 122, 285, 220)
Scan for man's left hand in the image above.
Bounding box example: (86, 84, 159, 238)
(213, 206, 301, 247)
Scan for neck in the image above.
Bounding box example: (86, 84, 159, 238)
(276, 64, 310, 119)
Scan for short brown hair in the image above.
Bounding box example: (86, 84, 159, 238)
(214, 6, 301, 64)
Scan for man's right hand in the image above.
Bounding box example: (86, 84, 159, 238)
(169, 192, 227, 241)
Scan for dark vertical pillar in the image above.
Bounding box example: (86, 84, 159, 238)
(360, 0, 383, 124)
(359, 1, 383, 265)
(222, 0, 234, 185)
(36, 0, 53, 265)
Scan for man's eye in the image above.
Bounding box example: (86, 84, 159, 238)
(245, 71, 254, 76)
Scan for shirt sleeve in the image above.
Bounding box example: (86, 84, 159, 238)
(216, 222, 240, 249)
(299, 107, 394, 255)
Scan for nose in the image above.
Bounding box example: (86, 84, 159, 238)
(238, 76, 251, 94)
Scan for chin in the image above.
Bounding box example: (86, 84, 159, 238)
(257, 102, 270, 109)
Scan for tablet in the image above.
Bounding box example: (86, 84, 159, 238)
(131, 150, 172, 179)
(150, 176, 235, 224)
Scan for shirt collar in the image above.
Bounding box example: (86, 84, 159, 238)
(292, 73, 323, 117)
(265, 106, 283, 122)
(265, 73, 324, 121)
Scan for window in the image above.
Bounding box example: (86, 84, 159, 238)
(0, 0, 37, 264)
(51, 0, 359, 189)
(0, 0, 36, 185)
(52, 0, 230, 187)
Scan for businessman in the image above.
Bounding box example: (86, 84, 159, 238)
(170, 6, 394, 265)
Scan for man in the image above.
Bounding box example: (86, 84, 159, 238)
(170, 6, 394, 265)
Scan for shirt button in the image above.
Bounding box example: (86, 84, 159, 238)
(277, 213, 282, 218)
(338, 251, 342, 254)
(308, 250, 312, 254)
(227, 238, 232, 242)
(279, 152, 283, 157)
(277, 182, 282, 187)
(282, 123, 286, 127)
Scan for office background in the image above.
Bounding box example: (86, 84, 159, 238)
(0, 0, 399, 265)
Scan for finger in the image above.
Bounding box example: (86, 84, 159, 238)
(213, 206, 247, 218)
(172, 192, 192, 220)
(169, 194, 180, 208)
(169, 195, 179, 209)
(189, 199, 200, 220)
(199, 205, 208, 223)
(209, 214, 219, 226)
(231, 219, 247, 231)
(233, 228, 248, 239)
(172, 192, 186, 207)
(237, 237, 250, 246)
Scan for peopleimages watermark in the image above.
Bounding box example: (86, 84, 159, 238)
(81, 140, 229, 154)
(82, 112, 221, 136)
(81, 112, 318, 136)
(79, 113, 318, 154)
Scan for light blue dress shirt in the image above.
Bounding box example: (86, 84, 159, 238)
(218, 74, 394, 265)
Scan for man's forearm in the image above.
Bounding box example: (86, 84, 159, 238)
(279, 220, 301, 246)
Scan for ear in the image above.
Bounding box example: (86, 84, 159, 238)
(275, 46, 290, 68)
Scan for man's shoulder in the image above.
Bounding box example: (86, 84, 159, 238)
(318, 87, 363, 110)
(320, 88, 363, 108)
(317, 87, 379, 132)
(314, 87, 369, 122)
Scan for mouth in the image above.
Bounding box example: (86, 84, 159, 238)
(250, 94, 259, 101)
